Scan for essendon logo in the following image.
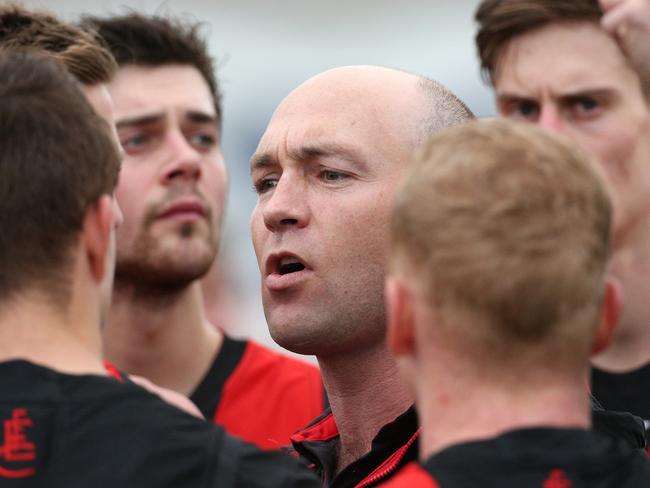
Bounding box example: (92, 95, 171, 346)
(0, 408, 36, 479)
(543, 469, 571, 488)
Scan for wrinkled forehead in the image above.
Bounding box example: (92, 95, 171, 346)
(494, 21, 636, 92)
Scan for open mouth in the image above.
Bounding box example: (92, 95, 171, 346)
(278, 257, 306, 275)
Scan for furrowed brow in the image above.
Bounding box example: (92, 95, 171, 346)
(186, 111, 219, 126)
(116, 113, 164, 129)
(250, 153, 274, 172)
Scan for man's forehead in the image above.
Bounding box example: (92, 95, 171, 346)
(495, 21, 635, 93)
(109, 64, 216, 120)
(82, 83, 114, 124)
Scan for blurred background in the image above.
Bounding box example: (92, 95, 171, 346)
(23, 0, 495, 358)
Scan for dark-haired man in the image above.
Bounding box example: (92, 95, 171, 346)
(476, 0, 650, 437)
(379, 119, 650, 488)
(0, 4, 206, 415)
(0, 50, 318, 488)
(83, 13, 325, 450)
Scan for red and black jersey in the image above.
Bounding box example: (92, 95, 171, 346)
(190, 336, 326, 450)
(290, 404, 645, 488)
(290, 406, 419, 488)
(379, 428, 650, 487)
(0, 359, 320, 487)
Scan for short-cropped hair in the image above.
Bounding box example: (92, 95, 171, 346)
(391, 119, 611, 365)
(475, 0, 602, 85)
(0, 51, 121, 304)
(82, 12, 221, 125)
(0, 4, 116, 84)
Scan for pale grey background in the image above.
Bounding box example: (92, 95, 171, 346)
(22, 0, 495, 358)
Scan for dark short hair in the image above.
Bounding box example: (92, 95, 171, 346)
(82, 13, 221, 124)
(0, 4, 116, 84)
(475, 0, 602, 85)
(0, 51, 121, 304)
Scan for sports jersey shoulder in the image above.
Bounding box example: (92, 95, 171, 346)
(0, 359, 319, 487)
(420, 427, 650, 487)
(192, 335, 325, 449)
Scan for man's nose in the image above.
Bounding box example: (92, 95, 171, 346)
(160, 131, 202, 184)
(261, 174, 310, 232)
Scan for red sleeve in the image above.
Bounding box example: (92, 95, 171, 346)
(214, 341, 324, 449)
(377, 462, 440, 487)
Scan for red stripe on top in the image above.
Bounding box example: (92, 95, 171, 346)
(214, 341, 324, 450)
(375, 462, 440, 487)
(103, 361, 124, 382)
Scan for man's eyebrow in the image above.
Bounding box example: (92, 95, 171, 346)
(186, 111, 219, 126)
(116, 113, 164, 129)
(497, 86, 616, 102)
(250, 143, 363, 173)
(298, 143, 360, 162)
(250, 153, 273, 172)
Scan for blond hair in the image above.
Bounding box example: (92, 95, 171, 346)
(391, 119, 611, 367)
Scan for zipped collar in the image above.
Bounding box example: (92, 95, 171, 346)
(291, 406, 420, 488)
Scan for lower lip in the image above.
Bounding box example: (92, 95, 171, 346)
(158, 211, 204, 223)
(265, 269, 310, 291)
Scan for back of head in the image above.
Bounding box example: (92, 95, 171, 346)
(391, 119, 611, 372)
(82, 12, 221, 123)
(0, 51, 121, 306)
(475, 0, 602, 85)
(0, 3, 116, 84)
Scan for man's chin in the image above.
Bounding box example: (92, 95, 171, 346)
(115, 257, 213, 290)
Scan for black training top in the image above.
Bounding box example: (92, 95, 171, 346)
(291, 406, 420, 488)
(0, 360, 319, 487)
(381, 428, 650, 487)
(592, 363, 650, 437)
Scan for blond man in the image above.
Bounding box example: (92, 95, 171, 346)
(475, 0, 650, 434)
(380, 119, 650, 487)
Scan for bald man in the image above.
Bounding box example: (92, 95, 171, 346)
(250, 66, 474, 487)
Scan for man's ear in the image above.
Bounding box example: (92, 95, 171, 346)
(592, 276, 623, 356)
(385, 275, 416, 357)
(82, 195, 112, 283)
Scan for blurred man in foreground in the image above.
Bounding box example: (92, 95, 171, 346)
(381, 119, 650, 487)
(476, 0, 650, 433)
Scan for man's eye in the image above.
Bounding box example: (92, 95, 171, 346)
(121, 134, 148, 151)
(573, 97, 599, 113)
(515, 101, 538, 118)
(320, 170, 347, 182)
(254, 177, 278, 194)
(499, 99, 539, 121)
(190, 133, 217, 149)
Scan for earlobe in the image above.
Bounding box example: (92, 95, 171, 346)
(83, 195, 113, 283)
(592, 277, 623, 356)
(385, 276, 416, 356)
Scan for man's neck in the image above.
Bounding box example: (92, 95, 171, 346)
(318, 341, 412, 475)
(0, 293, 106, 376)
(416, 366, 590, 461)
(594, 231, 650, 372)
(104, 280, 222, 396)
